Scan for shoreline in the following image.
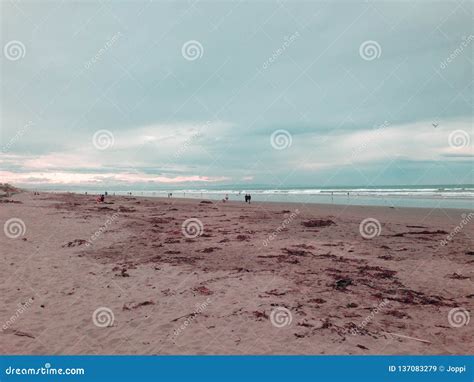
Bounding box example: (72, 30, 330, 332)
(26, 189, 474, 211)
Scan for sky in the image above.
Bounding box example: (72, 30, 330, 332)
(1, 0, 473, 190)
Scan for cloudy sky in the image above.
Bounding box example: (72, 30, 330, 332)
(1, 0, 472, 190)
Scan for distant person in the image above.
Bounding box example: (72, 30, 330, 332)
(248, 194, 251, 204)
(105, 191, 108, 196)
(225, 194, 229, 201)
(100, 194, 105, 202)
(244, 194, 248, 203)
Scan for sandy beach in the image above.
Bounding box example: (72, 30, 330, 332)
(1, 190, 472, 355)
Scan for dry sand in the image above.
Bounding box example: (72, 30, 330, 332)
(0, 191, 472, 354)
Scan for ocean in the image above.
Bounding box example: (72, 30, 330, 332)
(54, 185, 474, 210)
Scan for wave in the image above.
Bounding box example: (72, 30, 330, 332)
(160, 188, 474, 198)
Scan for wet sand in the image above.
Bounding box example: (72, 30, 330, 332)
(0, 191, 472, 354)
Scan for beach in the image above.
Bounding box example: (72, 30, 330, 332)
(1, 191, 472, 355)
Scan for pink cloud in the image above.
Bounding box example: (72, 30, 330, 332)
(0, 171, 229, 185)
